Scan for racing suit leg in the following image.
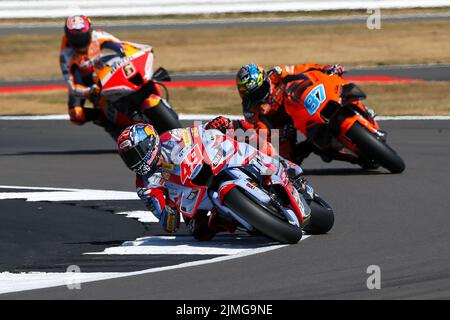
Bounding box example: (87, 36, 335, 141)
(68, 67, 91, 125)
(281, 158, 315, 202)
(293, 139, 317, 164)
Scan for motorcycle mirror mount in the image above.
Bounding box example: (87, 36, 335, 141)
(153, 67, 171, 82)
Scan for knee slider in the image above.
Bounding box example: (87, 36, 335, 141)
(69, 106, 86, 125)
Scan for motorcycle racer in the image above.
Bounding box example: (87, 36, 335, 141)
(117, 118, 313, 240)
(235, 63, 376, 163)
(59, 15, 165, 134)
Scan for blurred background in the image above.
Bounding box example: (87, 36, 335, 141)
(0, 0, 449, 117)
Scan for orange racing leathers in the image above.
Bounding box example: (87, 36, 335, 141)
(59, 30, 152, 125)
(241, 63, 329, 160)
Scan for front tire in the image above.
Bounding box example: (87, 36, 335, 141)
(346, 122, 405, 173)
(223, 188, 302, 244)
(303, 196, 334, 234)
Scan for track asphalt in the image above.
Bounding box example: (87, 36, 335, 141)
(0, 119, 449, 299)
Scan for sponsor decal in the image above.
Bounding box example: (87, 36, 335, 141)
(182, 129, 192, 147)
(122, 62, 136, 78)
(190, 126, 200, 139)
(246, 182, 257, 190)
(211, 152, 223, 168)
(162, 172, 171, 180)
(187, 189, 199, 201)
(274, 66, 282, 74)
(119, 140, 131, 149)
(166, 213, 175, 231)
(161, 162, 175, 171)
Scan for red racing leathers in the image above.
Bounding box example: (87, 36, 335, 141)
(59, 30, 152, 125)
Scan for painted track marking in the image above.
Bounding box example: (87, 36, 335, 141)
(0, 185, 308, 294)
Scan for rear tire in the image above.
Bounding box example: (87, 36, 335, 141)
(223, 188, 302, 244)
(346, 122, 405, 173)
(145, 103, 182, 133)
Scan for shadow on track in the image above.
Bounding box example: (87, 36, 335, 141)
(303, 168, 388, 176)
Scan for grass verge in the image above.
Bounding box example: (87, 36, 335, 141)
(1, 20, 450, 80)
(1, 81, 449, 116)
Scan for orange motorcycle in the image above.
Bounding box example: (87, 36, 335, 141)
(285, 70, 405, 173)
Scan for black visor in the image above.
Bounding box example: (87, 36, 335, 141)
(248, 80, 270, 103)
(120, 139, 153, 170)
(68, 31, 91, 49)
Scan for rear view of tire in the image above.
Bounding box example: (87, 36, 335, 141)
(346, 122, 405, 173)
(303, 197, 334, 235)
(145, 103, 182, 133)
(223, 188, 302, 244)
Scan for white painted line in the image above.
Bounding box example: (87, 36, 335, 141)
(84, 235, 284, 256)
(0, 184, 78, 191)
(0, 184, 310, 294)
(1, 0, 450, 18)
(0, 189, 139, 202)
(115, 211, 185, 223)
(0, 237, 309, 295)
(0, 272, 121, 295)
(1, 114, 450, 121)
(114, 210, 159, 223)
(0, 114, 70, 120)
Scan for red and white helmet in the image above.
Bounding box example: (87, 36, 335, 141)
(64, 15, 92, 51)
(117, 124, 161, 176)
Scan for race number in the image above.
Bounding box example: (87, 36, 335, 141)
(304, 84, 326, 115)
(180, 145, 203, 183)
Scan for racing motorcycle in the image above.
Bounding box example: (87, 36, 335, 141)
(159, 126, 334, 244)
(90, 42, 181, 137)
(285, 70, 405, 173)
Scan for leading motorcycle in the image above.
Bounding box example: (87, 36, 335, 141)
(157, 125, 334, 244)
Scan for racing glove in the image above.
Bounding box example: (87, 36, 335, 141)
(205, 116, 234, 133)
(323, 64, 346, 76)
(160, 206, 180, 233)
(88, 84, 101, 99)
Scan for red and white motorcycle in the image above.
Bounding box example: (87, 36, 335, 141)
(92, 42, 181, 136)
(157, 125, 335, 244)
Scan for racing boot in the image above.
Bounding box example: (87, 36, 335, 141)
(283, 162, 315, 202)
(208, 208, 238, 234)
(186, 211, 217, 241)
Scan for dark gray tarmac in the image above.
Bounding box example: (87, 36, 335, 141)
(0, 119, 450, 299)
(1, 64, 450, 89)
(1, 12, 449, 35)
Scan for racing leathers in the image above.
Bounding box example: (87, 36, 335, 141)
(136, 117, 310, 237)
(59, 29, 153, 126)
(241, 63, 330, 161)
